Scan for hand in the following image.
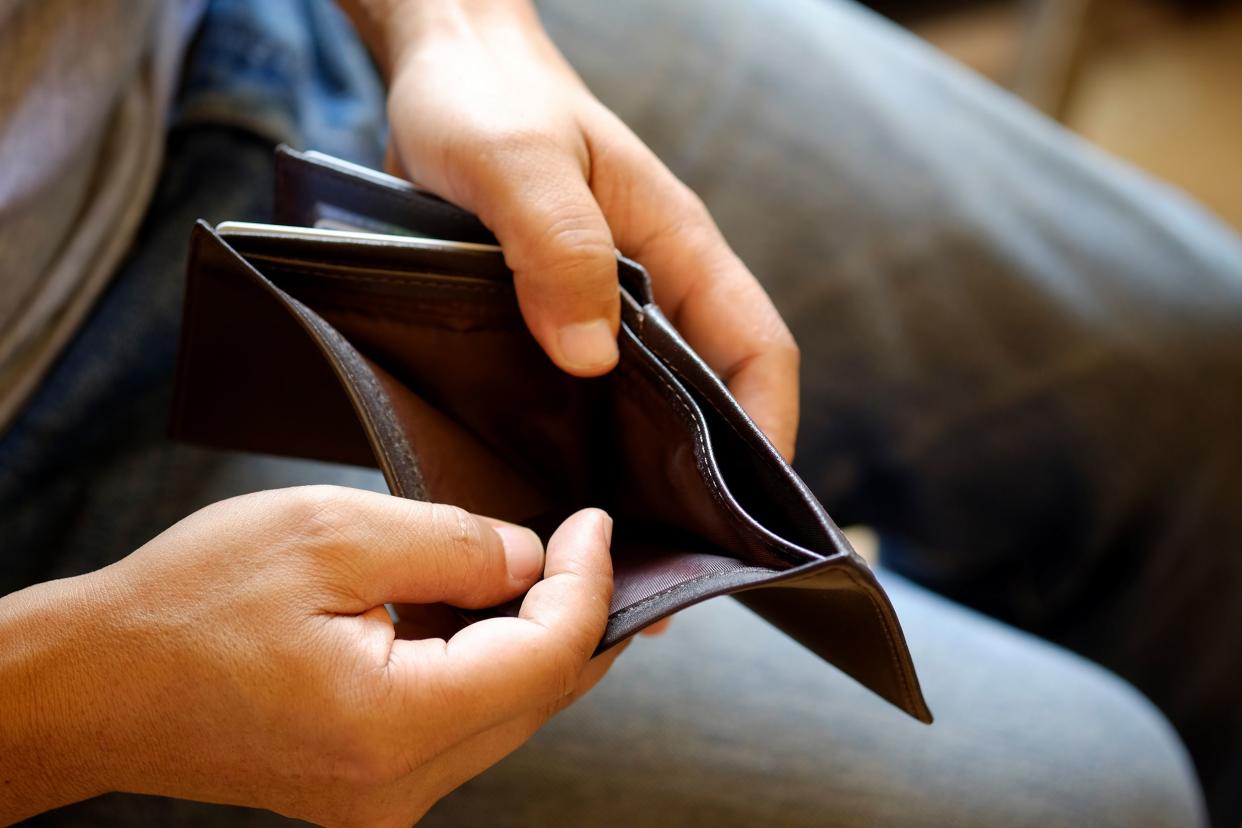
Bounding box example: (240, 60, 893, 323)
(0, 487, 617, 826)
(344, 0, 800, 459)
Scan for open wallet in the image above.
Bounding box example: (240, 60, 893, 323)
(170, 146, 932, 723)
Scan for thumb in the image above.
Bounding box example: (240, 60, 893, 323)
(470, 150, 621, 376)
(387, 508, 615, 740)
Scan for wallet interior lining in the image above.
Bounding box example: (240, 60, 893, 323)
(246, 253, 818, 549)
(245, 254, 825, 545)
(238, 254, 822, 614)
(221, 239, 844, 628)
(309, 298, 796, 567)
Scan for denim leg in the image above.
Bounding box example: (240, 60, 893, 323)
(536, 0, 1242, 822)
(0, 0, 386, 595)
(421, 572, 1204, 828)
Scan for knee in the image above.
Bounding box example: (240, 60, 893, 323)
(884, 574, 1207, 826)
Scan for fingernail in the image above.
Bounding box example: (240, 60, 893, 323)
(495, 526, 545, 581)
(557, 319, 618, 373)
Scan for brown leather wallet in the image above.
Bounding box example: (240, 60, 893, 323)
(171, 147, 932, 723)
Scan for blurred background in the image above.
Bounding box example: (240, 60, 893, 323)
(864, 0, 1242, 230)
(846, 0, 1241, 566)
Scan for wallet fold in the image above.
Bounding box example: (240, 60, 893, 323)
(170, 147, 932, 723)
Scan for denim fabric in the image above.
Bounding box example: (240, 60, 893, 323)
(1, 0, 1225, 825)
(538, 1, 1242, 823)
(0, 0, 385, 593)
(175, 0, 386, 164)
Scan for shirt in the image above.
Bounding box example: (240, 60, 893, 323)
(0, 0, 201, 432)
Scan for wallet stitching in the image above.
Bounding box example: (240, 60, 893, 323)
(837, 566, 920, 712)
(634, 359, 798, 566)
(283, 296, 428, 500)
(648, 320, 836, 545)
(607, 565, 776, 624)
(624, 352, 800, 567)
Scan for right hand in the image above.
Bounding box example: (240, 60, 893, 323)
(0, 486, 617, 826)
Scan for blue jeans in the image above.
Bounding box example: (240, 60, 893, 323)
(5, 0, 1234, 824)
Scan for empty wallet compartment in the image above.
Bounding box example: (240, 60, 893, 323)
(172, 189, 931, 721)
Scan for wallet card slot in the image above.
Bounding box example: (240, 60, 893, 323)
(609, 331, 805, 570)
(632, 306, 846, 559)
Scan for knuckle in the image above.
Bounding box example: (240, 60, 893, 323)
(750, 312, 801, 370)
(536, 689, 577, 724)
(629, 183, 717, 260)
(515, 217, 616, 308)
(429, 503, 493, 578)
(431, 503, 482, 554)
(281, 484, 347, 521)
(534, 211, 615, 270)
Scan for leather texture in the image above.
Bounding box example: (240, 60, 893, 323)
(170, 147, 932, 723)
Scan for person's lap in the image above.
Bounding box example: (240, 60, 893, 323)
(539, 0, 1242, 821)
(5, 0, 1231, 823)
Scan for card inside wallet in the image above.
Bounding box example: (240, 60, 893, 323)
(170, 148, 932, 722)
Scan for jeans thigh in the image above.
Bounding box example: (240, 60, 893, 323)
(537, 0, 1242, 821)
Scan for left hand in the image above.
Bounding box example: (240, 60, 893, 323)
(340, 0, 800, 459)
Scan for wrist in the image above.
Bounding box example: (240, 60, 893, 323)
(0, 576, 115, 821)
(337, 0, 540, 77)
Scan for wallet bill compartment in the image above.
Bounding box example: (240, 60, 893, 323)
(175, 226, 817, 617)
(172, 221, 932, 722)
(229, 239, 836, 570)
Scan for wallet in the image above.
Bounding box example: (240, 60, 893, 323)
(171, 147, 932, 723)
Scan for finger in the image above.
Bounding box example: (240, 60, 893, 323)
(387, 508, 614, 744)
(587, 117, 801, 458)
(464, 141, 621, 376)
(267, 486, 545, 611)
(417, 644, 628, 803)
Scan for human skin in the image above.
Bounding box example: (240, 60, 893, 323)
(343, 0, 800, 461)
(0, 490, 620, 825)
(0, 0, 797, 823)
